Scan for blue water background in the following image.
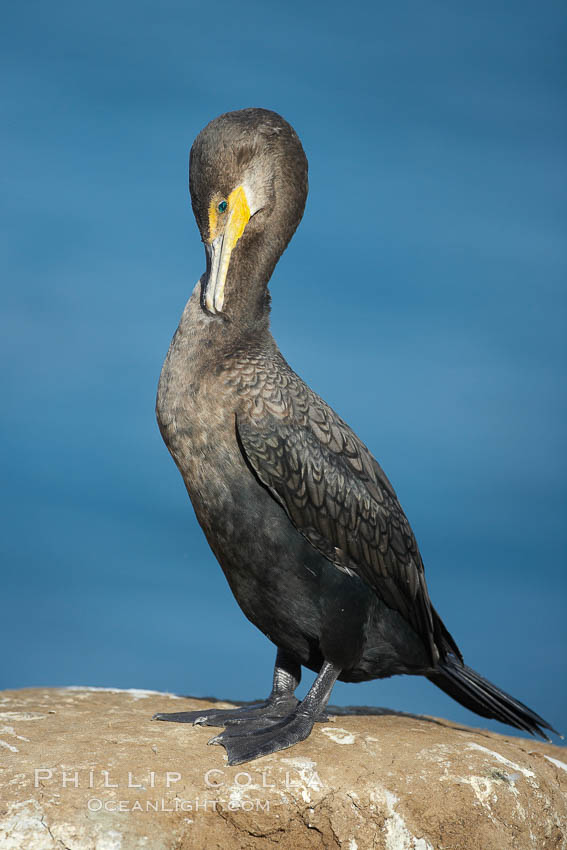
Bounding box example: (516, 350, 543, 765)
(1, 0, 565, 740)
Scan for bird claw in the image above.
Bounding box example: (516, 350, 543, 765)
(152, 709, 218, 725)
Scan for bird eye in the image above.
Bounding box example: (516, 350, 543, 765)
(218, 200, 228, 213)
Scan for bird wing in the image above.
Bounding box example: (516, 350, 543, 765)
(236, 382, 451, 664)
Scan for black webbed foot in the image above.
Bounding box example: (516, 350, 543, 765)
(152, 655, 340, 764)
(207, 660, 341, 765)
(153, 648, 304, 729)
(152, 694, 299, 728)
(208, 710, 316, 765)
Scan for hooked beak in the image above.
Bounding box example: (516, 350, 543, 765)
(202, 185, 251, 315)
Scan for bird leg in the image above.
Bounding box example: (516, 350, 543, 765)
(152, 648, 301, 728)
(208, 660, 341, 765)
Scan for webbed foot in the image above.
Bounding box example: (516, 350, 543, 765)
(208, 710, 316, 765)
(152, 694, 299, 728)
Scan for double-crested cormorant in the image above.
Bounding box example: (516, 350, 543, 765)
(154, 108, 556, 765)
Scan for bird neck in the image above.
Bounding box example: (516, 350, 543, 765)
(205, 214, 294, 337)
(219, 247, 273, 331)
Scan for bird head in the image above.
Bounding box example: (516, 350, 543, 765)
(189, 108, 308, 316)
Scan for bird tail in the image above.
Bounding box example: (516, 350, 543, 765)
(427, 656, 559, 741)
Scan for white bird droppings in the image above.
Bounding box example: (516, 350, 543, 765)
(466, 743, 536, 779)
(321, 727, 355, 745)
(544, 755, 567, 772)
(370, 787, 434, 850)
(0, 713, 47, 722)
(95, 830, 123, 850)
(63, 687, 181, 701)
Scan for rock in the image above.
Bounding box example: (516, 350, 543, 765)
(0, 687, 565, 849)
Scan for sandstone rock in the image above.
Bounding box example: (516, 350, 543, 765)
(0, 687, 565, 849)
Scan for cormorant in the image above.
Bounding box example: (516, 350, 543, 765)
(154, 108, 557, 765)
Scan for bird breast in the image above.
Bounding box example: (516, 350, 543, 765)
(155, 285, 283, 544)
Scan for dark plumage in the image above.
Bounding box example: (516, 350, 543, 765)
(153, 108, 557, 764)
